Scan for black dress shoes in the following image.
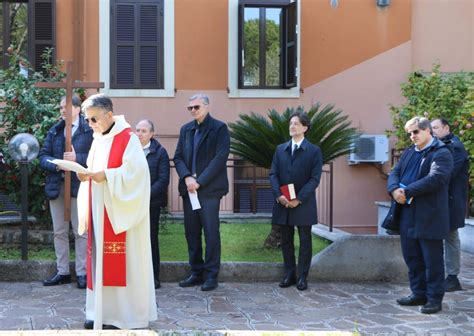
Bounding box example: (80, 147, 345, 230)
(77, 275, 87, 289)
(279, 274, 297, 288)
(445, 275, 462, 292)
(201, 278, 218, 291)
(421, 302, 442, 314)
(396, 294, 427, 306)
(296, 277, 308, 291)
(154, 279, 161, 289)
(179, 274, 203, 288)
(43, 273, 71, 286)
(84, 320, 93, 329)
(84, 320, 120, 329)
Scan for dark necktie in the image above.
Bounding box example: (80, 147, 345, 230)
(292, 144, 298, 156)
(191, 128, 201, 176)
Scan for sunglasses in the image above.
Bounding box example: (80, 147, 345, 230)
(85, 116, 98, 124)
(407, 129, 420, 136)
(187, 105, 201, 112)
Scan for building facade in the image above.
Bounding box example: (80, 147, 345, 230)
(2, 0, 473, 233)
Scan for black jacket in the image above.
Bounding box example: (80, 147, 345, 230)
(39, 115, 93, 200)
(269, 139, 323, 226)
(146, 138, 170, 207)
(174, 114, 230, 198)
(387, 138, 453, 239)
(440, 133, 469, 230)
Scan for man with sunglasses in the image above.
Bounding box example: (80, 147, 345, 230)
(76, 94, 157, 330)
(174, 93, 230, 291)
(39, 95, 93, 289)
(387, 116, 453, 314)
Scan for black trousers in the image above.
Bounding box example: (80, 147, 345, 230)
(280, 225, 312, 278)
(183, 195, 221, 279)
(150, 206, 161, 281)
(399, 208, 445, 304)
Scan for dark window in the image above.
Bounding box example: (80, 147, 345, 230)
(110, 0, 164, 89)
(238, 0, 297, 89)
(1, 0, 55, 72)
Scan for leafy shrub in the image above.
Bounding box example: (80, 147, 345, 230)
(0, 48, 65, 225)
(388, 63, 473, 215)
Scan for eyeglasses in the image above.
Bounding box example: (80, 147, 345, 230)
(407, 129, 420, 136)
(85, 116, 98, 124)
(187, 105, 201, 112)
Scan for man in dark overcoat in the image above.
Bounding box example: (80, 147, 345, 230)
(431, 118, 469, 292)
(387, 116, 453, 314)
(174, 93, 230, 291)
(39, 95, 93, 289)
(136, 119, 170, 289)
(269, 111, 323, 291)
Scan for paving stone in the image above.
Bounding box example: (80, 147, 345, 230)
(1, 252, 474, 334)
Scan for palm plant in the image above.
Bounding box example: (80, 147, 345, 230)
(228, 103, 359, 247)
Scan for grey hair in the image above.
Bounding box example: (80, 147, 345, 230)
(81, 94, 113, 113)
(136, 119, 155, 132)
(189, 93, 209, 105)
(405, 116, 432, 133)
(61, 95, 82, 108)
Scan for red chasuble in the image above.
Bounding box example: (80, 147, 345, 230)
(87, 128, 132, 289)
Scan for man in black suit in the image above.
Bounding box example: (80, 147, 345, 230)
(431, 118, 469, 292)
(174, 93, 230, 291)
(387, 116, 453, 314)
(269, 112, 323, 291)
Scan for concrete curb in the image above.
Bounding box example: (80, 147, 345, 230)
(0, 260, 284, 283)
(0, 225, 408, 283)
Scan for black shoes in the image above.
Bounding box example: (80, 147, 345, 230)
(179, 274, 203, 288)
(77, 275, 87, 289)
(43, 273, 71, 286)
(84, 320, 93, 329)
(421, 302, 442, 314)
(296, 277, 308, 291)
(201, 278, 218, 291)
(396, 294, 428, 306)
(43, 274, 86, 288)
(445, 275, 462, 292)
(84, 320, 119, 330)
(279, 274, 297, 288)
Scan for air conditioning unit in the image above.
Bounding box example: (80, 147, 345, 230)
(348, 134, 388, 165)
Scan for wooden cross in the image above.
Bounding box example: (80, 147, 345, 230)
(35, 61, 104, 221)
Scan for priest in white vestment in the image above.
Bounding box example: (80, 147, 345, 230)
(77, 94, 157, 330)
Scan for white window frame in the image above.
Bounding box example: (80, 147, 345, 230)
(99, 0, 175, 97)
(228, 0, 301, 99)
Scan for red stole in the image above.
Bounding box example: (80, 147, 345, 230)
(87, 128, 132, 290)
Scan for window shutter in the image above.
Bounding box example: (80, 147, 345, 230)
(138, 2, 162, 87)
(111, 1, 136, 88)
(111, 0, 163, 89)
(28, 0, 55, 73)
(283, 1, 296, 88)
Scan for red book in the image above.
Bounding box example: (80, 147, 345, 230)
(280, 183, 296, 200)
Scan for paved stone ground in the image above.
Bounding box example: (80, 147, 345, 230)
(0, 253, 473, 335)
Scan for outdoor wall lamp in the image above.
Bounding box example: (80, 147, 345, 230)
(8, 133, 39, 261)
(376, 0, 390, 7)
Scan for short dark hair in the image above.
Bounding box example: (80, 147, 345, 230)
(433, 117, 450, 129)
(61, 95, 82, 108)
(289, 111, 310, 133)
(81, 94, 113, 113)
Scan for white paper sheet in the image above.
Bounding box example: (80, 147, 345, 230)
(188, 191, 201, 211)
(48, 159, 91, 175)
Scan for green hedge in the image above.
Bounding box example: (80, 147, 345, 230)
(388, 63, 473, 214)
